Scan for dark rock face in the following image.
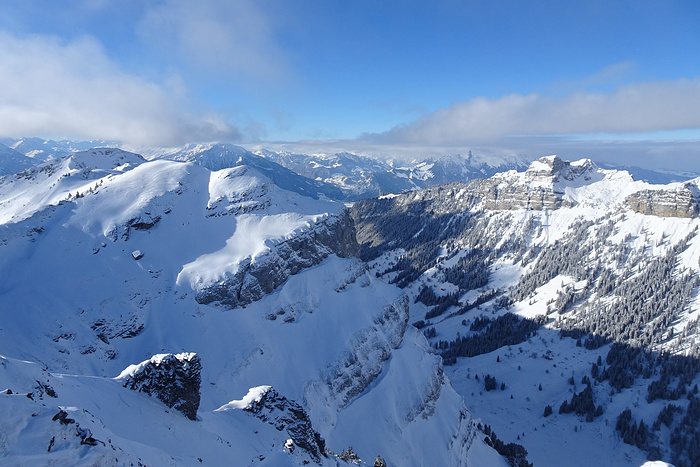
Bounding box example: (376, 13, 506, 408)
(195, 209, 360, 308)
(120, 353, 201, 420)
(626, 186, 700, 218)
(242, 387, 326, 461)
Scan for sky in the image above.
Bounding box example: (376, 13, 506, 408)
(0, 0, 699, 170)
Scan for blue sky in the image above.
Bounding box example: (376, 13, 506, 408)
(0, 1, 698, 169)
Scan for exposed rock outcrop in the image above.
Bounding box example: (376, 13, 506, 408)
(353, 156, 598, 221)
(216, 386, 327, 461)
(195, 210, 360, 308)
(118, 353, 201, 420)
(468, 156, 598, 211)
(302, 294, 410, 433)
(469, 178, 572, 211)
(50, 409, 102, 448)
(322, 294, 409, 409)
(626, 185, 700, 218)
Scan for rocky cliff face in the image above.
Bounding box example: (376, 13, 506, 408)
(470, 155, 599, 211)
(468, 178, 572, 211)
(626, 185, 700, 218)
(118, 353, 201, 420)
(315, 294, 410, 411)
(195, 209, 360, 308)
(217, 386, 327, 462)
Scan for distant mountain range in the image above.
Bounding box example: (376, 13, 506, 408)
(255, 149, 530, 200)
(2, 138, 696, 201)
(0, 137, 117, 162)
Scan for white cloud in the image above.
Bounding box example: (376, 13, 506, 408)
(138, 0, 287, 82)
(368, 78, 700, 146)
(0, 32, 240, 145)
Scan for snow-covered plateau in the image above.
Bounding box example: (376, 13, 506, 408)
(2, 145, 700, 466)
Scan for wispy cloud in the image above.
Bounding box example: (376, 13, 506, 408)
(548, 61, 638, 95)
(365, 78, 700, 146)
(0, 32, 240, 145)
(138, 0, 288, 84)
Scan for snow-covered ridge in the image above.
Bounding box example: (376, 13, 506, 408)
(5, 137, 117, 161)
(484, 155, 700, 217)
(0, 148, 145, 224)
(485, 155, 629, 209)
(157, 142, 344, 200)
(256, 148, 530, 200)
(1, 147, 352, 309)
(182, 210, 359, 308)
(115, 352, 198, 380)
(215, 385, 273, 411)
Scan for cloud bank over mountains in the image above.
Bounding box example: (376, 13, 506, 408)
(0, 32, 240, 146)
(367, 79, 700, 145)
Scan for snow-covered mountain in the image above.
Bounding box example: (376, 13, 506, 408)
(0, 148, 496, 466)
(3, 136, 696, 200)
(156, 143, 345, 201)
(0, 147, 145, 224)
(351, 155, 700, 466)
(0, 142, 35, 176)
(5, 143, 700, 466)
(2, 137, 118, 162)
(256, 149, 530, 200)
(599, 162, 700, 185)
(389, 152, 528, 189)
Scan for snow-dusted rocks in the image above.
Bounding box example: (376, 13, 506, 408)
(217, 386, 327, 462)
(117, 353, 202, 420)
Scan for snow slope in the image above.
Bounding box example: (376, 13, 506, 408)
(352, 155, 700, 466)
(0, 147, 145, 224)
(0, 149, 487, 466)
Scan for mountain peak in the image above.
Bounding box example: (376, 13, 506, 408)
(526, 155, 565, 175)
(525, 155, 599, 183)
(66, 147, 145, 171)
